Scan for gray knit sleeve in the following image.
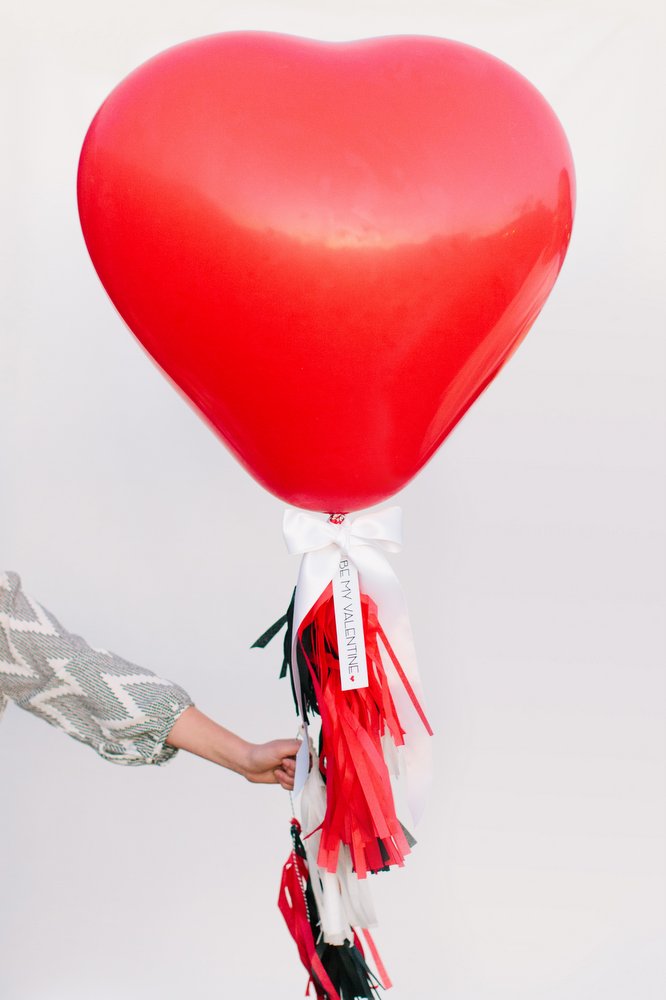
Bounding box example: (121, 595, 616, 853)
(0, 570, 194, 765)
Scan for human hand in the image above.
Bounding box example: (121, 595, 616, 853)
(241, 739, 301, 790)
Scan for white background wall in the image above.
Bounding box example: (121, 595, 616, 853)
(0, 1, 664, 998)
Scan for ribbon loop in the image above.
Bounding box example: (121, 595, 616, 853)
(283, 509, 338, 555)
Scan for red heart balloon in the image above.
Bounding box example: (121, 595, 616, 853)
(78, 32, 574, 511)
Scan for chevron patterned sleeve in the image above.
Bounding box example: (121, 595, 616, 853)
(0, 570, 194, 766)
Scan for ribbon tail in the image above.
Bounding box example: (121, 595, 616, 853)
(354, 545, 434, 826)
(291, 546, 340, 794)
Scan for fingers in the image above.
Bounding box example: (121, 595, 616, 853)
(279, 756, 296, 786)
(274, 765, 294, 790)
(243, 738, 300, 789)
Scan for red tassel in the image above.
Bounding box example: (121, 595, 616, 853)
(359, 930, 393, 991)
(297, 587, 427, 879)
(278, 819, 341, 1000)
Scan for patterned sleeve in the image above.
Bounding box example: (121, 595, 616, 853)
(0, 570, 194, 765)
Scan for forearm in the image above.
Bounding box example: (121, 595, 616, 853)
(166, 706, 300, 788)
(165, 705, 251, 775)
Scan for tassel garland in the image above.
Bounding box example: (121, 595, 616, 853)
(255, 508, 433, 993)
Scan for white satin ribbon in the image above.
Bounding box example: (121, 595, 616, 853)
(283, 505, 432, 825)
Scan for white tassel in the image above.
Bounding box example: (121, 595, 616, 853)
(300, 749, 378, 944)
(338, 845, 377, 929)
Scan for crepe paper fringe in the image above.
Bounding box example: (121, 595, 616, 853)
(278, 818, 387, 1000)
(256, 587, 423, 878)
(256, 585, 427, 991)
(252, 587, 298, 710)
(301, 749, 378, 944)
(301, 587, 414, 877)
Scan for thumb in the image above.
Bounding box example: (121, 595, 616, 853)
(272, 738, 302, 758)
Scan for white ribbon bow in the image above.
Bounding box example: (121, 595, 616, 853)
(283, 505, 432, 824)
(284, 507, 404, 560)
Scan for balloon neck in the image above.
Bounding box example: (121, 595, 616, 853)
(328, 513, 346, 524)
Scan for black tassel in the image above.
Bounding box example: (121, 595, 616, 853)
(251, 587, 295, 674)
(252, 589, 321, 724)
(316, 938, 383, 1000)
